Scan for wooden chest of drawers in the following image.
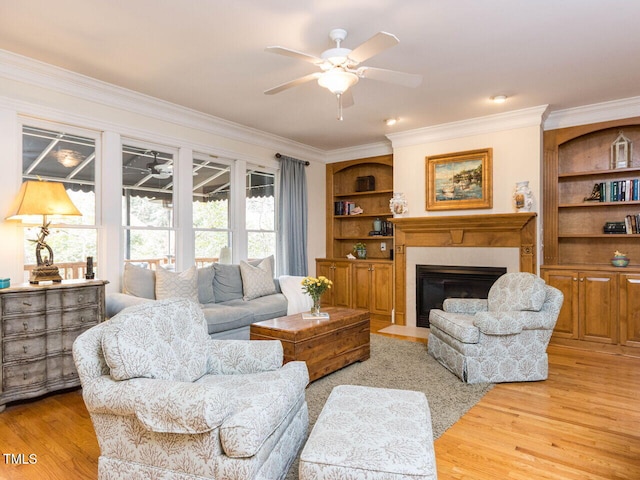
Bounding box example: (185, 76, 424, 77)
(0, 279, 106, 411)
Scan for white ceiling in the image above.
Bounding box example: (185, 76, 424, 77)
(1, 0, 639, 152)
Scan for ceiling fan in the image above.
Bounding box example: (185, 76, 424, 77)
(264, 28, 422, 120)
(124, 151, 173, 179)
(146, 152, 173, 179)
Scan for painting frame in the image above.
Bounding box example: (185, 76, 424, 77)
(426, 148, 493, 211)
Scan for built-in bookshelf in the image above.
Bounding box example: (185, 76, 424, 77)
(325, 155, 394, 260)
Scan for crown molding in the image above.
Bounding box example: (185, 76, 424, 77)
(543, 96, 640, 131)
(0, 49, 326, 163)
(324, 141, 392, 164)
(386, 105, 549, 148)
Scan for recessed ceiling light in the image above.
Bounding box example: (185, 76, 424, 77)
(491, 95, 507, 104)
(385, 118, 398, 126)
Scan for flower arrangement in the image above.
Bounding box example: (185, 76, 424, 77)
(301, 276, 333, 315)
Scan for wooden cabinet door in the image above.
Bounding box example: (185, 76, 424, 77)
(370, 262, 393, 316)
(316, 261, 335, 306)
(543, 269, 579, 339)
(620, 274, 640, 347)
(332, 261, 352, 308)
(579, 272, 618, 344)
(352, 263, 371, 311)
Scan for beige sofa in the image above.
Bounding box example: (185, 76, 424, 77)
(106, 258, 289, 340)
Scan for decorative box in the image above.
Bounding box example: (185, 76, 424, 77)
(0, 278, 10, 289)
(355, 175, 375, 192)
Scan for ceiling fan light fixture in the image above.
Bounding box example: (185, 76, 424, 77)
(318, 69, 359, 95)
(491, 94, 507, 104)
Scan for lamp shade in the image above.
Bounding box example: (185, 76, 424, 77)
(6, 180, 82, 220)
(318, 69, 359, 95)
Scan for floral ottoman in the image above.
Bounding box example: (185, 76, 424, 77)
(299, 385, 437, 479)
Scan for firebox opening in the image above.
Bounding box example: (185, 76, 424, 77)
(416, 265, 507, 328)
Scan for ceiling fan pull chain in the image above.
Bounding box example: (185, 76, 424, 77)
(337, 94, 343, 121)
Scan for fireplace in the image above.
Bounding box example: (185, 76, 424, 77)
(416, 265, 506, 328)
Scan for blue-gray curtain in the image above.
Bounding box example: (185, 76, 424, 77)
(277, 155, 308, 276)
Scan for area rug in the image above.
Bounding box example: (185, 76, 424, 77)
(284, 333, 493, 480)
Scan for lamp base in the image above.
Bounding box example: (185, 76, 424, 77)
(29, 265, 63, 284)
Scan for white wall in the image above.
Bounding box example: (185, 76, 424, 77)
(388, 107, 547, 266)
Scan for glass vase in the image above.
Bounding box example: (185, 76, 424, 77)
(310, 295, 322, 316)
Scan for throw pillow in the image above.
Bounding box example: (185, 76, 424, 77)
(155, 266, 199, 303)
(122, 262, 156, 299)
(197, 265, 215, 304)
(239, 256, 276, 301)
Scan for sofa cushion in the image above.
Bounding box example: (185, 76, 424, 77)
(221, 294, 287, 322)
(488, 272, 546, 312)
(122, 262, 156, 299)
(155, 266, 199, 302)
(240, 256, 276, 301)
(213, 263, 244, 302)
(201, 303, 256, 334)
(102, 298, 210, 382)
(213, 258, 271, 302)
(197, 265, 216, 304)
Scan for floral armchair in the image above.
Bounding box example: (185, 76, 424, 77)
(427, 272, 563, 384)
(72, 298, 309, 480)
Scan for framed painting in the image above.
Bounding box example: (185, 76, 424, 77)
(426, 148, 493, 211)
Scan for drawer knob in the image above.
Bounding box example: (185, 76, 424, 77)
(23, 322, 29, 331)
(23, 345, 28, 353)
(23, 373, 27, 380)
(78, 295, 84, 302)
(23, 301, 32, 307)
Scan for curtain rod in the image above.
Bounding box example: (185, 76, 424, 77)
(275, 153, 310, 166)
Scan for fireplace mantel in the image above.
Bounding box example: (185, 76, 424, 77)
(391, 212, 537, 326)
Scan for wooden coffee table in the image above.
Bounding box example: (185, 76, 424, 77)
(250, 307, 370, 382)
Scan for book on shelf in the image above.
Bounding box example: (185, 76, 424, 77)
(334, 201, 356, 215)
(624, 214, 640, 234)
(599, 179, 640, 202)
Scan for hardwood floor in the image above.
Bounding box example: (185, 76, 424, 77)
(1, 322, 639, 479)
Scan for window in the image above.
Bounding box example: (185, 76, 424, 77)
(193, 154, 232, 264)
(20, 124, 98, 280)
(246, 168, 276, 261)
(121, 144, 175, 270)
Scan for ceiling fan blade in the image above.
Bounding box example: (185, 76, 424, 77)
(357, 66, 422, 88)
(265, 46, 324, 65)
(348, 32, 399, 64)
(264, 72, 322, 95)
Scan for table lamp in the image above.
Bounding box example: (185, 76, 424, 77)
(6, 180, 82, 284)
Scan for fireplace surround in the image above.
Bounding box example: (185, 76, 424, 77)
(392, 213, 537, 326)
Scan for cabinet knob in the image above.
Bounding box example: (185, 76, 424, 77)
(580, 278, 584, 282)
(23, 345, 28, 353)
(573, 278, 577, 281)
(23, 373, 28, 380)
(78, 295, 84, 302)
(80, 316, 85, 323)
(23, 322, 29, 331)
